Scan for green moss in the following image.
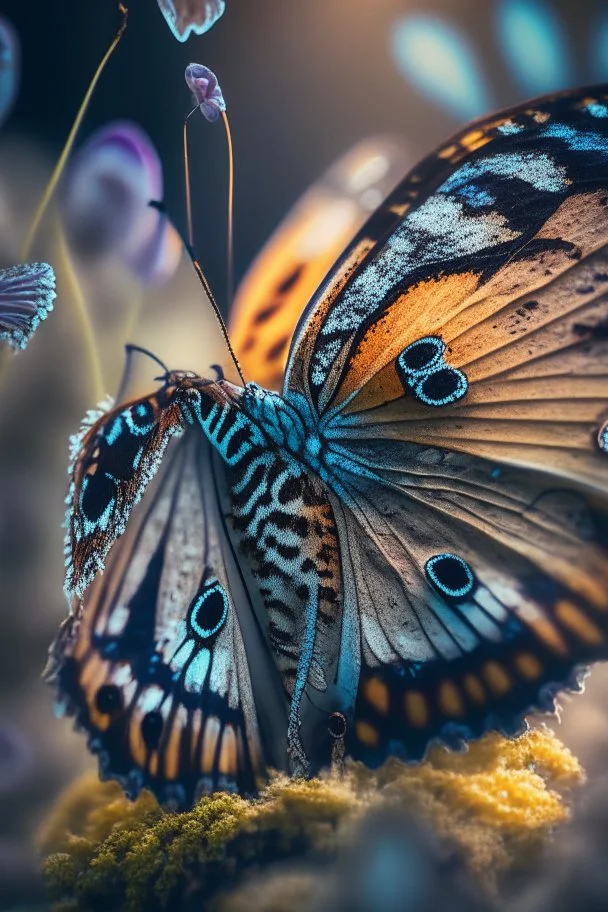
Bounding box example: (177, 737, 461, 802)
(39, 729, 583, 911)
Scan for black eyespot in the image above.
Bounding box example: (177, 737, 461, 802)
(425, 553, 476, 601)
(141, 711, 163, 750)
(189, 580, 229, 640)
(328, 711, 347, 739)
(95, 684, 122, 715)
(80, 472, 116, 523)
(416, 367, 468, 406)
(128, 400, 155, 430)
(398, 336, 445, 376)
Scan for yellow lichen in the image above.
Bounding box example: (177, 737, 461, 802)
(39, 728, 583, 911)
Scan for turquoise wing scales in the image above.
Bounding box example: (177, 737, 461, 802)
(281, 85, 608, 767)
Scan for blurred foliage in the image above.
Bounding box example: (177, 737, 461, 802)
(39, 728, 582, 911)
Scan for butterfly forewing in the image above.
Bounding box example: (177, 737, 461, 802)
(64, 381, 190, 600)
(49, 430, 288, 805)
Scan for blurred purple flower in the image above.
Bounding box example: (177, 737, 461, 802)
(157, 0, 225, 42)
(60, 121, 181, 286)
(185, 63, 226, 122)
(0, 262, 56, 350)
(0, 16, 19, 129)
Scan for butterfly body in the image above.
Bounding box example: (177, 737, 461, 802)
(50, 85, 608, 806)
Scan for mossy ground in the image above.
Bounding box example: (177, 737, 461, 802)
(39, 728, 582, 912)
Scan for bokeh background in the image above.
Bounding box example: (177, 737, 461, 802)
(1, 0, 608, 907)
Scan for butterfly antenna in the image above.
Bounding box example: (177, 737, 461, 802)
(149, 200, 246, 386)
(116, 344, 170, 404)
(21, 3, 128, 258)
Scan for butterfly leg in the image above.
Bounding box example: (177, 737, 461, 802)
(285, 580, 321, 777)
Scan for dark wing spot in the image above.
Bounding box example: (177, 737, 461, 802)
(141, 711, 163, 750)
(425, 553, 476, 601)
(277, 264, 304, 295)
(95, 684, 122, 715)
(80, 472, 116, 523)
(253, 300, 282, 325)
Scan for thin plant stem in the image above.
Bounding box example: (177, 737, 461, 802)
(56, 223, 105, 403)
(183, 106, 198, 248)
(21, 3, 128, 260)
(221, 110, 234, 309)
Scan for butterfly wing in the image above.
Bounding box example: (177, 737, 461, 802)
(281, 86, 608, 766)
(47, 429, 288, 805)
(229, 138, 410, 391)
(327, 444, 608, 764)
(64, 381, 190, 600)
(0, 262, 56, 350)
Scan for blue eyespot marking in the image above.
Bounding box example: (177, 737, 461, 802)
(397, 336, 445, 376)
(125, 401, 155, 435)
(397, 337, 468, 407)
(414, 366, 468, 407)
(189, 579, 229, 639)
(598, 421, 608, 453)
(425, 553, 476, 601)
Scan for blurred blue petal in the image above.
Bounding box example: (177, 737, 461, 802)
(157, 0, 225, 42)
(0, 262, 55, 351)
(61, 122, 180, 286)
(0, 16, 19, 129)
(592, 8, 608, 82)
(391, 15, 493, 121)
(497, 0, 572, 96)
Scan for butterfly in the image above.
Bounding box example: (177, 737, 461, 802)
(47, 86, 608, 808)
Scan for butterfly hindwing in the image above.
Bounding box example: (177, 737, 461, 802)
(327, 439, 608, 765)
(48, 430, 288, 805)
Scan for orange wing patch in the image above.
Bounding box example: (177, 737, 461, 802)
(230, 138, 411, 391)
